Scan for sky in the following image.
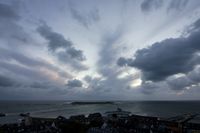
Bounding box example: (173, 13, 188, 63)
(0, 0, 200, 100)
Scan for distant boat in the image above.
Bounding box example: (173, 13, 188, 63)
(104, 108, 131, 118)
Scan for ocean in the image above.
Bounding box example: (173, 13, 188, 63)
(0, 101, 200, 124)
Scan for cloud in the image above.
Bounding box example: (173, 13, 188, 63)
(188, 66, 200, 82)
(97, 26, 126, 71)
(167, 75, 192, 90)
(0, 3, 75, 100)
(117, 57, 131, 67)
(1, 0, 200, 100)
(0, 3, 19, 20)
(166, 66, 200, 91)
(0, 57, 71, 100)
(0, 48, 75, 100)
(80, 26, 139, 98)
(0, 75, 17, 87)
(37, 23, 83, 60)
(30, 81, 57, 89)
(66, 79, 82, 88)
(37, 23, 88, 71)
(37, 23, 72, 52)
(118, 18, 200, 82)
(141, 0, 188, 13)
(0, 59, 71, 99)
(97, 27, 124, 77)
(56, 52, 88, 70)
(0, 48, 72, 79)
(167, 0, 188, 11)
(69, 1, 100, 29)
(138, 81, 159, 94)
(0, 61, 52, 83)
(0, 2, 33, 45)
(141, 0, 163, 12)
(136, 66, 200, 94)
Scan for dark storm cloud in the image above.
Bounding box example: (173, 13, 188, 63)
(117, 57, 131, 67)
(141, 0, 163, 12)
(66, 79, 82, 88)
(37, 23, 88, 70)
(118, 18, 200, 82)
(69, 2, 100, 29)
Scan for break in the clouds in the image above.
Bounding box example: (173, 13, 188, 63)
(1, 0, 200, 100)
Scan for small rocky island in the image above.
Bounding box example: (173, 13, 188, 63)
(71, 101, 114, 105)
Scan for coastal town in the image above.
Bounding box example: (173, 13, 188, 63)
(0, 108, 200, 133)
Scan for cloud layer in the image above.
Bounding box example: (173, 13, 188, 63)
(118, 18, 200, 82)
(37, 23, 88, 71)
(68, 1, 100, 29)
(0, 0, 200, 100)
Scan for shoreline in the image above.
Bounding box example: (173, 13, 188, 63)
(0, 110, 200, 133)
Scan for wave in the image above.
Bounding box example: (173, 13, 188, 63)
(60, 101, 73, 105)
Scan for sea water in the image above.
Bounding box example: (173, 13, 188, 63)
(0, 101, 200, 124)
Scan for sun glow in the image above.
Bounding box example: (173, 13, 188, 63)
(130, 79, 142, 87)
